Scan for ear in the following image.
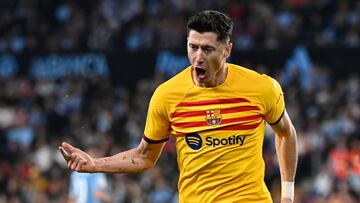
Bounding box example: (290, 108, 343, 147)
(224, 43, 233, 58)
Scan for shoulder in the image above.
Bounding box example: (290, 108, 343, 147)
(229, 63, 260, 75)
(152, 66, 193, 101)
(228, 63, 277, 87)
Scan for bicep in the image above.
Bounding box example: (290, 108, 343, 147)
(270, 110, 295, 137)
(136, 138, 166, 164)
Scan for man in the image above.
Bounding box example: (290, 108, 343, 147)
(59, 10, 297, 203)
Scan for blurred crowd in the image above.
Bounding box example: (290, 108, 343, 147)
(0, 0, 359, 203)
(1, 0, 360, 53)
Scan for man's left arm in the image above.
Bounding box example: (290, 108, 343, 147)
(270, 110, 298, 203)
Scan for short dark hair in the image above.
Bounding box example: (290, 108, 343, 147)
(187, 10, 233, 43)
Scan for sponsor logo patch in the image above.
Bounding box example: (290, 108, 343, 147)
(185, 133, 247, 150)
(185, 133, 202, 150)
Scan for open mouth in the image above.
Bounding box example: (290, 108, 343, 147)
(195, 67, 207, 79)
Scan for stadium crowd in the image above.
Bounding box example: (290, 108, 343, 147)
(0, 0, 359, 203)
(0, 0, 360, 53)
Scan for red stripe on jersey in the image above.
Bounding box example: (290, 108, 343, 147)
(174, 132, 185, 136)
(171, 106, 260, 118)
(221, 115, 262, 125)
(172, 120, 205, 128)
(222, 106, 260, 113)
(171, 110, 204, 118)
(217, 122, 262, 130)
(176, 98, 249, 107)
(171, 115, 262, 128)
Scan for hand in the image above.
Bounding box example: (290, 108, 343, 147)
(59, 142, 96, 172)
(280, 198, 293, 203)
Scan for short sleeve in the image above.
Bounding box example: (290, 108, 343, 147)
(261, 75, 285, 125)
(143, 87, 171, 143)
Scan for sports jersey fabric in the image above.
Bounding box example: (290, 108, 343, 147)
(144, 63, 285, 203)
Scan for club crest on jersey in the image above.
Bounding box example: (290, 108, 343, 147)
(205, 109, 222, 126)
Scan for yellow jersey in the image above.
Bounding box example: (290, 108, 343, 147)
(144, 63, 285, 203)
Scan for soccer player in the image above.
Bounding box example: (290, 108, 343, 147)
(59, 10, 298, 203)
(68, 144, 112, 203)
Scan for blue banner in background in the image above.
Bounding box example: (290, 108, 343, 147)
(0, 55, 19, 78)
(29, 53, 109, 80)
(156, 51, 189, 77)
(0, 47, 358, 86)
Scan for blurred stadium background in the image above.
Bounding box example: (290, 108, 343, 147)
(0, 0, 359, 202)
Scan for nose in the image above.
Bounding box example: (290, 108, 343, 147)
(194, 50, 205, 65)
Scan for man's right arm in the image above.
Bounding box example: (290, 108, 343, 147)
(59, 138, 166, 173)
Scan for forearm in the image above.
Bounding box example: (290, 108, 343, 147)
(94, 148, 155, 173)
(275, 125, 298, 181)
(271, 110, 298, 202)
(93, 139, 164, 173)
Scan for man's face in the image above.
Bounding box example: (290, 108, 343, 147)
(187, 30, 232, 86)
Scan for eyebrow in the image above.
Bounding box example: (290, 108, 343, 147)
(189, 43, 216, 50)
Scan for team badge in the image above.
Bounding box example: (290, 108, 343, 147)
(205, 109, 222, 126)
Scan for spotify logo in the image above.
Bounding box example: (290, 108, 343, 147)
(185, 133, 202, 150)
(185, 133, 247, 150)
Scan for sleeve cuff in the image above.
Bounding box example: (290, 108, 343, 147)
(269, 109, 285, 125)
(143, 134, 169, 144)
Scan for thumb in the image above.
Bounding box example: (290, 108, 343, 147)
(59, 142, 77, 162)
(61, 142, 76, 153)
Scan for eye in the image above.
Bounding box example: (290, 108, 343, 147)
(189, 44, 198, 51)
(204, 48, 212, 53)
(203, 47, 214, 54)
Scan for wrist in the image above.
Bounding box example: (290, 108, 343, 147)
(281, 181, 294, 201)
(93, 158, 102, 172)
